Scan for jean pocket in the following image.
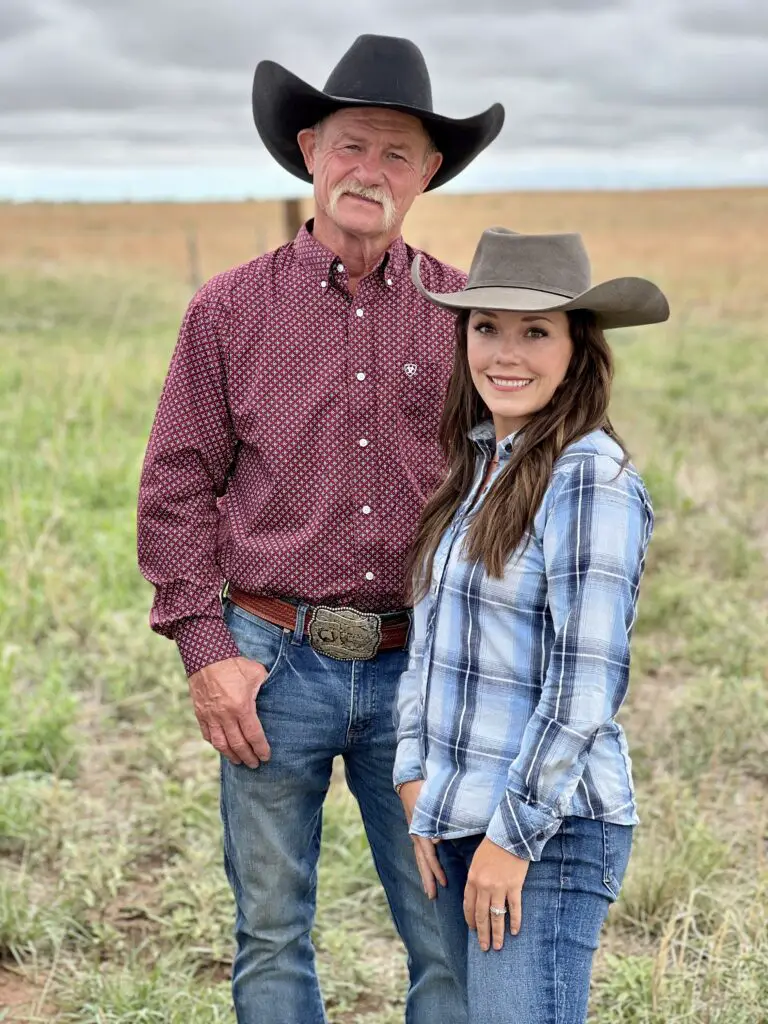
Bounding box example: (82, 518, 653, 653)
(223, 600, 288, 686)
(602, 822, 634, 902)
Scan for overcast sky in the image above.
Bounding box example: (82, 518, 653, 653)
(2, 0, 767, 200)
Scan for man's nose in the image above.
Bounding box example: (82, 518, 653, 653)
(352, 151, 387, 187)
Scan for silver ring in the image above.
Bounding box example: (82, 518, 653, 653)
(489, 904, 507, 917)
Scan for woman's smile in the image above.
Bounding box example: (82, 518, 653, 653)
(487, 375, 534, 391)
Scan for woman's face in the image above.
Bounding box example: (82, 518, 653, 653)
(466, 308, 574, 439)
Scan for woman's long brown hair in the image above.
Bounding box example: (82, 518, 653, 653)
(407, 308, 628, 601)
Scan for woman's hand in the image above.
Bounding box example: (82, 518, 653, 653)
(465, 837, 530, 951)
(398, 780, 447, 900)
(397, 779, 422, 826)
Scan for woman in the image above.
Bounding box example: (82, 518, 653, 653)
(394, 227, 669, 1023)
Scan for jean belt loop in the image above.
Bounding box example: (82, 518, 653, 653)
(291, 603, 309, 646)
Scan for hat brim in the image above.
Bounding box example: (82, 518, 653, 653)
(412, 255, 670, 329)
(253, 60, 505, 192)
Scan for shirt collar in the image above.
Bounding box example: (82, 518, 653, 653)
(292, 220, 409, 287)
(468, 420, 519, 461)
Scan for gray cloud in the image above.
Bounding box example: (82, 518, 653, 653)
(677, 0, 768, 39)
(411, 0, 622, 11)
(0, 0, 45, 43)
(1, 0, 767, 190)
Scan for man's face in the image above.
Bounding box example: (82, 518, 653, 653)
(298, 107, 442, 239)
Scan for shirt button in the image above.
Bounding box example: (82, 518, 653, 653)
(320, 280, 327, 289)
(358, 438, 369, 448)
(365, 571, 375, 581)
(356, 308, 364, 317)
(356, 371, 366, 381)
(336, 262, 344, 272)
(386, 278, 393, 286)
(362, 505, 372, 515)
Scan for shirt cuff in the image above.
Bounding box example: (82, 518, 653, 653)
(173, 615, 241, 677)
(393, 739, 424, 791)
(485, 792, 562, 862)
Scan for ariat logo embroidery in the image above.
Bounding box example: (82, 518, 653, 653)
(404, 363, 417, 378)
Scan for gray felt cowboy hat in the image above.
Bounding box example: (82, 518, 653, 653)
(252, 34, 505, 191)
(413, 227, 670, 329)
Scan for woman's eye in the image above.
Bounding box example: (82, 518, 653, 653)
(526, 327, 548, 338)
(474, 321, 496, 334)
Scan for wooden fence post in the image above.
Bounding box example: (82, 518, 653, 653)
(283, 198, 304, 241)
(186, 227, 202, 292)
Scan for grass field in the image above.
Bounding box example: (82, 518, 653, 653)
(1, 189, 767, 1021)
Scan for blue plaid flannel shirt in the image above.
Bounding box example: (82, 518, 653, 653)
(394, 424, 653, 861)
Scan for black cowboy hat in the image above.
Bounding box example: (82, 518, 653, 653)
(252, 34, 505, 191)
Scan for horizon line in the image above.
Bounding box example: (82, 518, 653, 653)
(3, 180, 768, 206)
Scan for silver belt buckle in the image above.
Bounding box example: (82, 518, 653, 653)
(308, 605, 382, 661)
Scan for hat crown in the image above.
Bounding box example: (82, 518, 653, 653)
(467, 227, 592, 299)
(323, 34, 433, 111)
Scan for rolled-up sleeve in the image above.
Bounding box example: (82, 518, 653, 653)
(486, 456, 653, 860)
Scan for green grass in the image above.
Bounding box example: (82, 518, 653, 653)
(56, 959, 235, 1023)
(0, 653, 79, 778)
(664, 672, 768, 782)
(594, 890, 768, 1023)
(1, 267, 766, 1020)
(611, 786, 732, 937)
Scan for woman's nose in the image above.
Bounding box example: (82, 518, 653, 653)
(495, 335, 526, 362)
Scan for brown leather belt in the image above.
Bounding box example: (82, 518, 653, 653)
(227, 587, 411, 661)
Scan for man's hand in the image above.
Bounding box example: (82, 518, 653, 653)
(188, 656, 271, 768)
(398, 780, 447, 899)
(465, 837, 530, 951)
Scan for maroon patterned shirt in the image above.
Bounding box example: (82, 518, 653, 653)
(137, 223, 466, 676)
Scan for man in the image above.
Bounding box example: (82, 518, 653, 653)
(137, 34, 503, 1024)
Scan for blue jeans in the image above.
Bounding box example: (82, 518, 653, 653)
(433, 818, 633, 1024)
(219, 599, 464, 1024)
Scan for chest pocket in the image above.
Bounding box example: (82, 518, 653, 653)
(397, 359, 449, 441)
(395, 359, 451, 499)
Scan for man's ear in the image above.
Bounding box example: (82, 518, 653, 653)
(297, 128, 318, 175)
(420, 150, 443, 192)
